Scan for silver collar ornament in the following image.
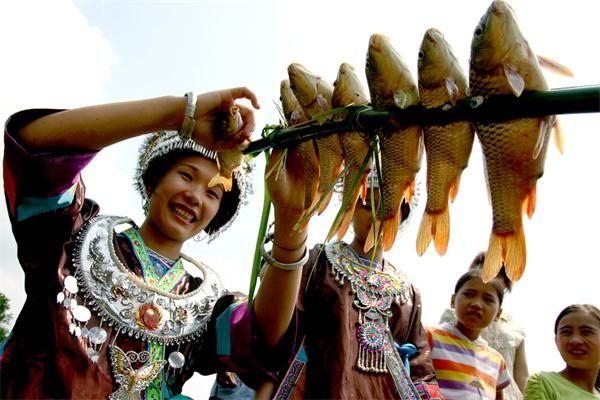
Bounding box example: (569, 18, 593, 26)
(57, 215, 225, 397)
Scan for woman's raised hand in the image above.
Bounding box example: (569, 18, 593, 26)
(266, 147, 310, 225)
(192, 87, 260, 150)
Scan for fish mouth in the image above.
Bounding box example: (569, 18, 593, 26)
(169, 203, 198, 224)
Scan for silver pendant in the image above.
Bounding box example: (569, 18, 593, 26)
(64, 275, 79, 294)
(108, 345, 166, 400)
(168, 351, 185, 369)
(88, 326, 108, 345)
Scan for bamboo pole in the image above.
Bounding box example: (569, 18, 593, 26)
(244, 85, 600, 156)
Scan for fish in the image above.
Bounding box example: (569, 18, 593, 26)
(416, 28, 475, 256)
(328, 63, 372, 240)
(288, 63, 344, 214)
(365, 33, 422, 252)
(279, 79, 319, 209)
(470, 0, 555, 282)
(208, 105, 245, 191)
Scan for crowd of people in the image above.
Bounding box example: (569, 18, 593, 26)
(1, 87, 598, 399)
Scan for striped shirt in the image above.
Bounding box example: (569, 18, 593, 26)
(427, 323, 511, 400)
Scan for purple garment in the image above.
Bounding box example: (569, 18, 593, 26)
(1, 109, 296, 399)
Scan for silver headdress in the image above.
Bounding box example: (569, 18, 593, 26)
(134, 131, 253, 240)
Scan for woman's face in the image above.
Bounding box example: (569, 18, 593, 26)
(555, 311, 600, 371)
(146, 155, 224, 243)
(352, 190, 379, 242)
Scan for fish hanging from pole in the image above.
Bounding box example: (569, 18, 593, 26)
(416, 28, 474, 257)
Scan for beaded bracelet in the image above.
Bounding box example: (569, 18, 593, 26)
(179, 91, 196, 140)
(260, 232, 309, 271)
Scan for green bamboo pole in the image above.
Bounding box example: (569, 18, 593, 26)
(247, 151, 272, 303)
(244, 85, 600, 156)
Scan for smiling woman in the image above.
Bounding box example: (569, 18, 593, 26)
(524, 305, 600, 399)
(0, 88, 312, 400)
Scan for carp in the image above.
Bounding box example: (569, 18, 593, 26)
(365, 33, 422, 252)
(288, 63, 344, 214)
(416, 28, 475, 256)
(470, 0, 556, 281)
(208, 105, 245, 191)
(329, 63, 372, 240)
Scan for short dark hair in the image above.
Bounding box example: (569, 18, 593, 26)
(141, 149, 240, 235)
(453, 252, 512, 305)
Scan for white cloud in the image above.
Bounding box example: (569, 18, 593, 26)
(0, 0, 114, 324)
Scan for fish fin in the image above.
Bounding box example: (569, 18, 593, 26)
(208, 174, 232, 192)
(482, 233, 505, 283)
(416, 212, 434, 256)
(360, 177, 368, 202)
(505, 226, 527, 282)
(449, 175, 462, 203)
(404, 180, 416, 204)
(365, 220, 381, 253)
(537, 55, 574, 77)
(433, 208, 450, 256)
(522, 186, 537, 219)
(552, 116, 565, 154)
(393, 90, 410, 109)
(335, 210, 355, 241)
(445, 77, 459, 106)
(533, 118, 551, 159)
(381, 214, 400, 251)
(316, 94, 329, 113)
(503, 64, 525, 97)
(318, 191, 334, 215)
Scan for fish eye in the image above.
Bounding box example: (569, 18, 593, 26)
(418, 51, 425, 60)
(475, 26, 483, 36)
(333, 80, 337, 87)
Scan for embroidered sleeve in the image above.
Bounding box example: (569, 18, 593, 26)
(192, 294, 298, 389)
(4, 109, 98, 222)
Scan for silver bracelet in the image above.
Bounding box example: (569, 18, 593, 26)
(259, 232, 308, 271)
(179, 91, 195, 140)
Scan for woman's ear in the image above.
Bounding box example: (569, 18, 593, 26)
(495, 307, 503, 321)
(450, 294, 456, 309)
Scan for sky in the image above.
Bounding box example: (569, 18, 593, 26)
(0, 0, 598, 398)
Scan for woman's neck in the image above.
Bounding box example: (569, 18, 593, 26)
(138, 221, 183, 260)
(560, 366, 600, 394)
(454, 321, 482, 341)
(349, 237, 384, 266)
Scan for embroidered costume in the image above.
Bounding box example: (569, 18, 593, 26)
(274, 241, 440, 399)
(1, 109, 294, 399)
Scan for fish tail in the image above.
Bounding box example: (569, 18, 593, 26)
(336, 210, 355, 240)
(433, 208, 450, 256)
(483, 229, 527, 282)
(208, 174, 232, 192)
(404, 180, 416, 204)
(448, 175, 462, 203)
(505, 226, 527, 282)
(416, 209, 450, 256)
(364, 219, 381, 253)
(381, 214, 400, 251)
(522, 186, 537, 220)
(482, 233, 505, 283)
(416, 212, 434, 256)
(317, 191, 334, 215)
